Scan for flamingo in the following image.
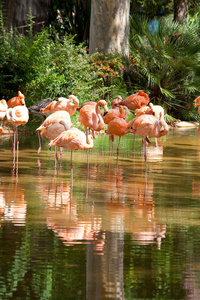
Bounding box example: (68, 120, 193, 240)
(7, 91, 25, 108)
(42, 95, 79, 116)
(77, 101, 97, 112)
(0, 99, 8, 132)
(118, 91, 149, 111)
(148, 103, 165, 146)
(37, 119, 71, 169)
(103, 103, 128, 125)
(135, 106, 153, 117)
(194, 96, 200, 130)
(49, 128, 94, 171)
(126, 112, 169, 164)
(110, 95, 123, 108)
(105, 117, 135, 161)
(36, 110, 72, 154)
(78, 99, 108, 140)
(6, 105, 29, 170)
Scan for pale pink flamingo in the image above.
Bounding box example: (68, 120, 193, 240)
(49, 128, 93, 174)
(126, 112, 169, 164)
(36, 110, 72, 154)
(78, 100, 108, 140)
(42, 95, 79, 116)
(37, 119, 71, 168)
(6, 105, 29, 170)
(0, 99, 8, 134)
(148, 103, 165, 146)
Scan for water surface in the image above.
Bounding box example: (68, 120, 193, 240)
(0, 128, 200, 299)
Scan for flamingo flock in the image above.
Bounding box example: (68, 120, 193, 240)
(1, 90, 172, 172)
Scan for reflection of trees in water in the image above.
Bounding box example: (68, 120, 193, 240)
(87, 231, 124, 300)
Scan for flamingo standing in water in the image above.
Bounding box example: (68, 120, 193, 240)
(42, 95, 79, 116)
(105, 117, 135, 162)
(49, 128, 94, 176)
(148, 103, 165, 146)
(194, 96, 200, 130)
(6, 105, 29, 170)
(36, 110, 72, 154)
(78, 100, 108, 140)
(118, 91, 149, 112)
(126, 112, 169, 164)
(103, 102, 130, 124)
(0, 99, 8, 134)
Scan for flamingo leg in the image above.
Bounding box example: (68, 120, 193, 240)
(70, 150, 73, 170)
(55, 146, 58, 170)
(59, 147, 62, 172)
(117, 137, 121, 163)
(133, 134, 135, 151)
(12, 127, 16, 171)
(71, 151, 73, 186)
(37, 131, 42, 154)
(86, 127, 88, 143)
(16, 127, 19, 170)
(144, 136, 147, 170)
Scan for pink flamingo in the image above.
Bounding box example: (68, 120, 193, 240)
(42, 95, 79, 116)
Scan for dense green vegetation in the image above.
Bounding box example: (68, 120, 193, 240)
(1, 7, 200, 127)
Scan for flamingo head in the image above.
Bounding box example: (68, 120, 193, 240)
(18, 91, 25, 105)
(149, 103, 155, 115)
(98, 100, 108, 112)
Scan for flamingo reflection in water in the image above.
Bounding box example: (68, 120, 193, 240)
(0, 177, 26, 226)
(101, 161, 166, 249)
(41, 178, 104, 252)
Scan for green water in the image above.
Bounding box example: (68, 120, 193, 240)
(0, 127, 200, 299)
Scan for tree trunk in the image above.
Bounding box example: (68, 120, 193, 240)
(89, 0, 130, 57)
(174, 0, 189, 23)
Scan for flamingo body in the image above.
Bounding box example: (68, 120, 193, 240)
(49, 129, 93, 151)
(110, 96, 123, 108)
(36, 110, 72, 134)
(149, 103, 165, 119)
(6, 106, 29, 127)
(0, 99, 8, 121)
(127, 114, 169, 139)
(119, 91, 149, 111)
(7, 91, 25, 108)
(194, 96, 200, 130)
(42, 95, 79, 116)
(40, 120, 70, 140)
(135, 106, 153, 117)
(78, 100, 108, 137)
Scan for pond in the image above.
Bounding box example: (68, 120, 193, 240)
(0, 127, 200, 299)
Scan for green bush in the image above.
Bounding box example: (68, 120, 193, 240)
(128, 13, 200, 121)
(0, 11, 124, 111)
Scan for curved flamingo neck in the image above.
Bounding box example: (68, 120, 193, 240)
(94, 102, 104, 131)
(69, 95, 79, 109)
